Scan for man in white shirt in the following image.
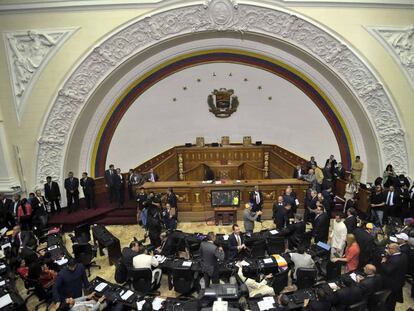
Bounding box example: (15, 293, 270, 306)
(289, 244, 315, 279)
(237, 265, 274, 297)
(330, 213, 348, 257)
(132, 248, 162, 287)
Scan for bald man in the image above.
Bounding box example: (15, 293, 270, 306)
(356, 264, 383, 295)
(380, 243, 408, 310)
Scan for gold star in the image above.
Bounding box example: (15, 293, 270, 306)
(258, 86, 262, 90)
(244, 78, 248, 82)
(197, 78, 201, 82)
(268, 96, 272, 101)
(172, 98, 177, 102)
(183, 86, 187, 90)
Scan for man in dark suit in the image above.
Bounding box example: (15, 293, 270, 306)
(228, 224, 246, 260)
(356, 264, 383, 296)
(44, 176, 61, 213)
(344, 207, 357, 234)
(384, 185, 401, 220)
(136, 187, 147, 226)
(380, 243, 408, 310)
(312, 205, 329, 243)
(200, 232, 224, 287)
(334, 162, 346, 180)
(64, 172, 79, 214)
(104, 164, 116, 204)
(0, 193, 13, 212)
(331, 277, 364, 310)
(283, 186, 298, 215)
(249, 185, 263, 222)
(304, 190, 318, 223)
(306, 156, 317, 173)
(0, 193, 15, 228)
(121, 240, 140, 268)
(354, 223, 375, 268)
(113, 168, 124, 208)
(80, 172, 95, 209)
(155, 232, 175, 257)
(286, 214, 306, 250)
(146, 168, 159, 182)
(293, 165, 303, 179)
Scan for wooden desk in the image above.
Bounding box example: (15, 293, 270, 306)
(214, 207, 237, 225)
(139, 179, 309, 222)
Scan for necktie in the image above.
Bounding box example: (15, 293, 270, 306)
(236, 234, 241, 246)
(150, 173, 155, 182)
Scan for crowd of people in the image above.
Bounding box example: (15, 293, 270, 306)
(1, 154, 414, 310)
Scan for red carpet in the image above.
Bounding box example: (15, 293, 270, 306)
(48, 194, 138, 231)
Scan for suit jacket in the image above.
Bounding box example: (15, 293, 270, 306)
(293, 168, 303, 179)
(200, 241, 224, 276)
(354, 228, 375, 265)
(274, 204, 288, 229)
(30, 197, 47, 217)
(167, 192, 177, 208)
(44, 181, 61, 200)
(344, 215, 357, 234)
(104, 169, 116, 186)
(64, 177, 79, 194)
(0, 198, 13, 212)
(121, 247, 139, 268)
(357, 274, 383, 296)
(334, 167, 345, 180)
(159, 237, 175, 256)
(136, 193, 148, 209)
(243, 208, 258, 232)
(146, 172, 159, 182)
(312, 212, 329, 243)
(228, 233, 244, 260)
(384, 190, 400, 207)
(249, 191, 263, 211)
(331, 285, 364, 309)
(287, 221, 306, 246)
(381, 252, 408, 295)
(80, 177, 95, 196)
(113, 174, 124, 190)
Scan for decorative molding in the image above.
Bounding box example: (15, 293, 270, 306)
(3, 28, 78, 122)
(0, 0, 412, 13)
(35, 0, 409, 189)
(368, 25, 414, 90)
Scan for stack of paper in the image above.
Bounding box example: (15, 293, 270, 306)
(257, 296, 275, 311)
(269, 230, 279, 235)
(94, 282, 108, 292)
(0, 294, 13, 308)
(152, 297, 165, 310)
(263, 258, 273, 264)
(182, 261, 192, 267)
(121, 290, 133, 300)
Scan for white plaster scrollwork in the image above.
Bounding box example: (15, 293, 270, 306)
(36, 0, 409, 187)
(368, 25, 414, 89)
(3, 28, 78, 122)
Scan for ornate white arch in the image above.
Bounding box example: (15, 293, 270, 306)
(35, 0, 409, 186)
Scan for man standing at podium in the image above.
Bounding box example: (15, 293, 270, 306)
(249, 185, 263, 222)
